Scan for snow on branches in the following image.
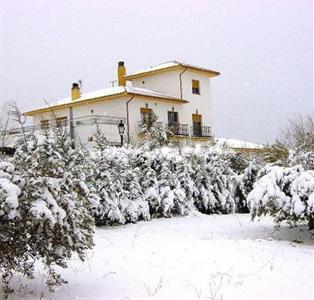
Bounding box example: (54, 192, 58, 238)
(248, 165, 314, 229)
(0, 130, 95, 298)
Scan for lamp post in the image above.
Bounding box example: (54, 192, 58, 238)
(118, 120, 125, 147)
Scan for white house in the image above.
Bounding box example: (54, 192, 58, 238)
(23, 61, 220, 146)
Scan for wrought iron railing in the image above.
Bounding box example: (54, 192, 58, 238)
(75, 115, 124, 126)
(137, 121, 163, 132)
(191, 125, 212, 137)
(167, 123, 189, 136)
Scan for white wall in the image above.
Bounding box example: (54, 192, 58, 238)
(131, 70, 181, 98)
(29, 68, 215, 145)
(32, 97, 129, 145)
(130, 69, 213, 129)
(127, 97, 186, 133)
(181, 70, 212, 128)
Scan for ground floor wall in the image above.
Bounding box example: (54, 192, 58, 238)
(26, 94, 213, 147)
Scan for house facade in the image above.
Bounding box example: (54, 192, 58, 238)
(24, 61, 220, 146)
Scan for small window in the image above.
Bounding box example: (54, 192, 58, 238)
(56, 117, 68, 128)
(192, 80, 200, 95)
(88, 136, 93, 142)
(91, 109, 94, 114)
(40, 120, 49, 129)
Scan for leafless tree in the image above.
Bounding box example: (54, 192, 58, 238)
(280, 113, 314, 152)
(8, 102, 30, 152)
(0, 101, 13, 149)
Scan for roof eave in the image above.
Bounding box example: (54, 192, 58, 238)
(124, 64, 221, 80)
(24, 91, 188, 116)
(124, 65, 182, 80)
(24, 92, 128, 116)
(126, 91, 189, 103)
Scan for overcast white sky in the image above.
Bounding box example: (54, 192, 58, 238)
(0, 0, 313, 143)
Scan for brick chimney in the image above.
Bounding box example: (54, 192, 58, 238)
(117, 61, 126, 86)
(71, 83, 81, 101)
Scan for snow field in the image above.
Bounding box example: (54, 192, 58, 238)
(5, 214, 313, 300)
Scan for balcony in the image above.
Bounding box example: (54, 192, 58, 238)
(166, 123, 189, 136)
(137, 121, 188, 136)
(137, 121, 210, 138)
(137, 121, 163, 132)
(191, 125, 212, 138)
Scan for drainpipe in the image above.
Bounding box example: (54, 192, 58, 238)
(69, 106, 75, 148)
(179, 68, 187, 99)
(126, 95, 135, 146)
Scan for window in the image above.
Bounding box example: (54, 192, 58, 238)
(40, 120, 49, 129)
(192, 80, 200, 95)
(140, 107, 153, 128)
(56, 117, 67, 128)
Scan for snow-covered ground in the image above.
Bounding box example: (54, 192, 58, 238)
(4, 214, 314, 300)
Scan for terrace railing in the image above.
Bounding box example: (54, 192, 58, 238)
(167, 123, 189, 136)
(191, 125, 212, 137)
(4, 115, 126, 138)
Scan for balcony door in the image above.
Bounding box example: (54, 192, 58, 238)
(192, 113, 202, 136)
(168, 111, 178, 126)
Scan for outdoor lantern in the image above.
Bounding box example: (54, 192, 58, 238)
(118, 120, 125, 146)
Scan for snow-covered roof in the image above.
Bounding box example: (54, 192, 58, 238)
(216, 138, 265, 149)
(25, 86, 188, 116)
(125, 61, 220, 79)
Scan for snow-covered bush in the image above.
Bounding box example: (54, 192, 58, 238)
(136, 113, 174, 149)
(89, 147, 150, 225)
(188, 150, 236, 214)
(248, 165, 314, 229)
(87, 145, 238, 224)
(223, 152, 249, 175)
(288, 150, 314, 170)
(0, 129, 94, 298)
(234, 159, 262, 213)
(152, 148, 194, 217)
(263, 141, 290, 166)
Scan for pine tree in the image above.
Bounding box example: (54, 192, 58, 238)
(193, 151, 236, 214)
(0, 129, 95, 297)
(234, 159, 262, 213)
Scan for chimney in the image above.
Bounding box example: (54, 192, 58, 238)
(117, 61, 126, 86)
(71, 83, 81, 101)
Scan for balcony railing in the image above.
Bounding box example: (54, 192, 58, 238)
(137, 121, 163, 132)
(136, 121, 210, 138)
(167, 123, 189, 136)
(191, 126, 212, 137)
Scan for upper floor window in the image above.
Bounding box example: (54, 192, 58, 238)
(40, 119, 49, 129)
(192, 80, 200, 95)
